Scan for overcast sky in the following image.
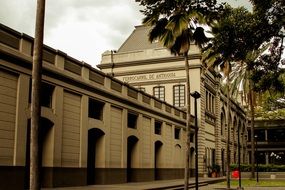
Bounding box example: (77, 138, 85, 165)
(0, 0, 252, 68)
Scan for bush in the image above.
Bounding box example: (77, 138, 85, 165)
(212, 164, 221, 172)
(230, 164, 285, 172)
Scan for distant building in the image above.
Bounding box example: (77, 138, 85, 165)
(98, 25, 249, 176)
(250, 119, 285, 165)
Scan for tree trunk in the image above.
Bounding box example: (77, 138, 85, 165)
(226, 70, 231, 189)
(249, 82, 255, 179)
(184, 53, 191, 190)
(30, 0, 46, 189)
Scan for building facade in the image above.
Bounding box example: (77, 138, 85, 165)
(98, 25, 249, 176)
(251, 119, 285, 165)
(0, 24, 193, 189)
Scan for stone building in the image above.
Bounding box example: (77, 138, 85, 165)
(0, 24, 191, 189)
(98, 25, 249, 176)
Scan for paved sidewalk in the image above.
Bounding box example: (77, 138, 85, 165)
(194, 184, 285, 190)
(42, 177, 285, 190)
(42, 177, 223, 190)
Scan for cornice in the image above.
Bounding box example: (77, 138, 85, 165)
(112, 63, 202, 77)
(98, 54, 201, 69)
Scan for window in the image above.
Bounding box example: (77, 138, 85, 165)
(41, 83, 54, 107)
(128, 112, 138, 129)
(173, 85, 185, 107)
(206, 91, 209, 110)
(29, 81, 54, 108)
(88, 98, 105, 120)
(205, 90, 215, 114)
(248, 130, 251, 141)
(174, 127, 181, 139)
(212, 149, 216, 165)
(221, 113, 224, 135)
(268, 129, 285, 142)
(211, 95, 215, 113)
(153, 86, 165, 101)
(190, 133, 194, 143)
(155, 120, 162, 135)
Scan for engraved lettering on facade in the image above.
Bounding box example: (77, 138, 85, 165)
(122, 72, 176, 82)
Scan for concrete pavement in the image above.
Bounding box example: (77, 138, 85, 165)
(195, 184, 285, 190)
(42, 177, 285, 190)
(42, 177, 224, 190)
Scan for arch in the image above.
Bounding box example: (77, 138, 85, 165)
(220, 108, 226, 135)
(190, 147, 195, 170)
(87, 128, 105, 185)
(154, 140, 163, 180)
(174, 144, 182, 168)
(233, 117, 238, 163)
(204, 147, 207, 173)
(236, 120, 242, 164)
(25, 117, 54, 189)
(207, 148, 211, 167)
(226, 113, 233, 136)
(127, 135, 139, 182)
(221, 149, 225, 176)
(242, 123, 246, 151)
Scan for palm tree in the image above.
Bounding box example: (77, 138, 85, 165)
(201, 6, 256, 187)
(145, 16, 208, 190)
(203, 27, 272, 187)
(141, 6, 212, 190)
(135, 1, 224, 189)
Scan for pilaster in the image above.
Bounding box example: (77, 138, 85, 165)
(198, 75, 206, 175)
(53, 86, 63, 167)
(13, 74, 29, 166)
(79, 95, 88, 167)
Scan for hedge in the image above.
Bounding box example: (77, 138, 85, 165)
(230, 164, 285, 172)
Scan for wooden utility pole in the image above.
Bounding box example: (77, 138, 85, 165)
(30, 0, 46, 189)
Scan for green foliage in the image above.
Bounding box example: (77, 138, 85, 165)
(230, 164, 285, 172)
(211, 163, 221, 172)
(136, 0, 225, 23)
(250, 0, 285, 28)
(251, 38, 285, 93)
(136, 0, 224, 56)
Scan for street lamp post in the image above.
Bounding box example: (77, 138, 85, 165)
(254, 135, 259, 183)
(190, 91, 201, 190)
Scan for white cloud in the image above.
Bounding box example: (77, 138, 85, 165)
(0, 0, 251, 67)
(1, 0, 143, 67)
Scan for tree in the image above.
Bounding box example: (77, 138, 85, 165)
(135, 0, 224, 189)
(30, 0, 46, 189)
(202, 6, 251, 188)
(251, 37, 285, 119)
(203, 1, 284, 184)
(202, 5, 265, 187)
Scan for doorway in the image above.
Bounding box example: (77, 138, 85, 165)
(154, 141, 163, 180)
(127, 135, 139, 182)
(87, 128, 105, 185)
